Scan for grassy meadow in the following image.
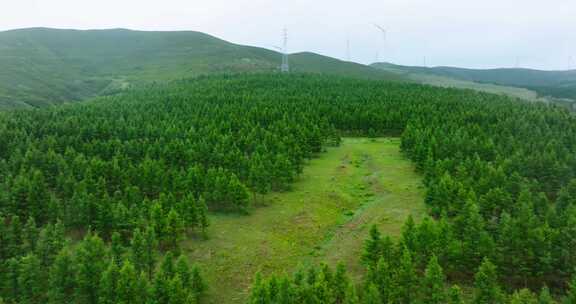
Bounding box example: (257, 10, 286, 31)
(183, 138, 425, 303)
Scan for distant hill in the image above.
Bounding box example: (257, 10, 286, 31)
(372, 62, 576, 102)
(0, 28, 404, 109)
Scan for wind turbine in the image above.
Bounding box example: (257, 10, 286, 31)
(373, 24, 387, 63)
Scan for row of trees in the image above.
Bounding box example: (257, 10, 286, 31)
(250, 225, 576, 303)
(0, 221, 205, 304)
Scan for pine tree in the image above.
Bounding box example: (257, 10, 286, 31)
(48, 248, 76, 304)
(448, 285, 465, 304)
(421, 255, 447, 304)
(510, 288, 537, 304)
(116, 261, 143, 304)
(18, 254, 44, 304)
(4, 258, 20, 303)
(75, 233, 107, 304)
(130, 228, 146, 274)
(152, 274, 171, 304)
(362, 284, 381, 304)
(196, 196, 209, 238)
(175, 255, 192, 287)
(143, 226, 158, 280)
(191, 264, 206, 299)
(167, 275, 189, 304)
(395, 247, 417, 304)
(164, 208, 184, 251)
(7, 215, 23, 258)
(179, 193, 198, 227)
(22, 216, 39, 252)
(400, 215, 417, 253)
(149, 201, 164, 241)
(369, 257, 394, 303)
(344, 284, 360, 304)
(159, 251, 176, 279)
(110, 231, 124, 265)
(473, 258, 503, 304)
(333, 263, 350, 303)
(538, 286, 556, 304)
(99, 260, 120, 304)
(362, 225, 382, 266)
(460, 201, 494, 270)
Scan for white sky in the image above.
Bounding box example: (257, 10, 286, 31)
(2, 0, 576, 70)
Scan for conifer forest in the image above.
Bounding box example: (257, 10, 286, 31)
(1, 73, 576, 304)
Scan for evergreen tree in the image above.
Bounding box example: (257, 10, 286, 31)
(48, 248, 76, 304)
(75, 233, 107, 304)
(18, 254, 44, 304)
(22, 217, 39, 252)
(344, 284, 360, 304)
(143, 226, 158, 279)
(473, 258, 504, 304)
(362, 284, 381, 304)
(99, 260, 120, 304)
(167, 275, 189, 304)
(448, 285, 465, 304)
(395, 247, 417, 304)
(197, 196, 209, 238)
(175, 255, 192, 288)
(164, 208, 184, 251)
(510, 288, 537, 304)
(191, 265, 206, 299)
(362, 225, 382, 266)
(110, 231, 124, 265)
(4, 258, 20, 303)
(116, 261, 144, 304)
(538, 286, 556, 304)
(130, 228, 146, 274)
(421, 255, 447, 304)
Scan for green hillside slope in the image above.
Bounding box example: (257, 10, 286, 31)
(373, 62, 576, 102)
(0, 28, 403, 109)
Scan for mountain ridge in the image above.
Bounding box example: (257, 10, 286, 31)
(372, 62, 576, 102)
(0, 27, 403, 109)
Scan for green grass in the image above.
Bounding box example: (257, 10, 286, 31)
(182, 137, 425, 303)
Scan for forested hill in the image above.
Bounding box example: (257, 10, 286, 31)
(0, 28, 403, 109)
(372, 62, 576, 102)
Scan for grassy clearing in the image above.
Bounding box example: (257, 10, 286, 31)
(182, 137, 425, 303)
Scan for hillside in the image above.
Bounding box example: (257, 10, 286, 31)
(373, 62, 576, 102)
(0, 28, 403, 109)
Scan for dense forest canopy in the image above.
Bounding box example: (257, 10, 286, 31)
(1, 73, 576, 303)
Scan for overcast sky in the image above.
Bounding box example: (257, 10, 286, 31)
(2, 0, 576, 70)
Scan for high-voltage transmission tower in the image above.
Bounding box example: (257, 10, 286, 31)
(281, 28, 290, 73)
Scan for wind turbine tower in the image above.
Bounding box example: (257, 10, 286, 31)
(374, 24, 387, 63)
(281, 28, 290, 73)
